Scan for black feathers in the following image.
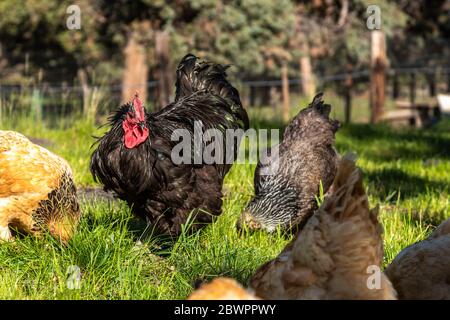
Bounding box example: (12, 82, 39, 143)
(90, 54, 249, 236)
(310, 92, 331, 116)
(175, 54, 249, 130)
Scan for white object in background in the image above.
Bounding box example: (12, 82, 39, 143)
(437, 94, 450, 115)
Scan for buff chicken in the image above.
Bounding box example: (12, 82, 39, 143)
(188, 278, 258, 300)
(0, 130, 80, 243)
(249, 155, 397, 300)
(385, 217, 450, 299)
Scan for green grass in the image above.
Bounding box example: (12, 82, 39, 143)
(0, 106, 449, 299)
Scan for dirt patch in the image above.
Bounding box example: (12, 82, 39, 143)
(28, 137, 54, 148)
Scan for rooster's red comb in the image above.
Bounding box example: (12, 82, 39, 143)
(132, 91, 142, 108)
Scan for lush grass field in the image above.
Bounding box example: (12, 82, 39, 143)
(0, 103, 449, 299)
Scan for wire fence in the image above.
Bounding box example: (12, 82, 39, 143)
(1, 66, 449, 119)
(2, 66, 450, 92)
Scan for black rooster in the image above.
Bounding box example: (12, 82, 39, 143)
(237, 93, 340, 233)
(90, 54, 249, 236)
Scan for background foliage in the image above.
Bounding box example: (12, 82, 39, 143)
(0, 0, 448, 85)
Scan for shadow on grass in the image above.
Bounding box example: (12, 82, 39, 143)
(365, 167, 448, 200)
(337, 122, 450, 161)
(78, 208, 178, 256)
(78, 188, 218, 256)
(250, 115, 449, 162)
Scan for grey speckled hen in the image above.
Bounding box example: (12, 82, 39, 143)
(238, 93, 340, 233)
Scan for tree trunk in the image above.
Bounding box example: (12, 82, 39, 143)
(299, 43, 316, 99)
(281, 61, 290, 123)
(370, 31, 387, 124)
(154, 30, 173, 110)
(121, 31, 148, 104)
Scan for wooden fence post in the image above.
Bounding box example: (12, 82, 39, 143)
(299, 42, 316, 100)
(155, 30, 173, 110)
(121, 30, 148, 104)
(77, 68, 91, 117)
(370, 30, 387, 124)
(281, 60, 290, 123)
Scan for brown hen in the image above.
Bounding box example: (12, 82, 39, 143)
(385, 218, 450, 299)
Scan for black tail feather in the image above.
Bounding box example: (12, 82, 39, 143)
(175, 54, 198, 101)
(309, 92, 331, 117)
(174, 53, 249, 129)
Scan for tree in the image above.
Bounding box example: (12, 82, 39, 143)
(185, 0, 296, 80)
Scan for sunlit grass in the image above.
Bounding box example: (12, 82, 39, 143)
(0, 106, 449, 299)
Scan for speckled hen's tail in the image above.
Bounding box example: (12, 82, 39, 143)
(308, 92, 332, 117)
